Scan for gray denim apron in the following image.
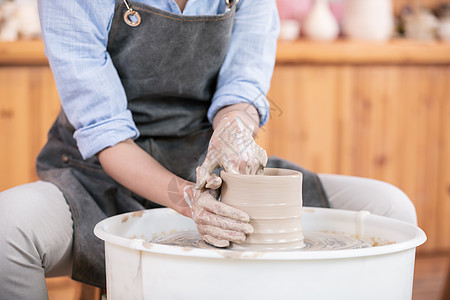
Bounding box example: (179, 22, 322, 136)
(36, 0, 329, 288)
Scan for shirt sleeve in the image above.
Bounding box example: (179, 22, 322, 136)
(207, 0, 280, 127)
(37, 0, 139, 159)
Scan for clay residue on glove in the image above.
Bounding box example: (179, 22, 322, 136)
(188, 179, 254, 248)
(196, 115, 267, 190)
(190, 104, 267, 248)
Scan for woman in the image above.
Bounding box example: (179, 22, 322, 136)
(0, 0, 416, 298)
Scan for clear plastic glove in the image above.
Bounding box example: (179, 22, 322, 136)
(195, 115, 268, 190)
(186, 174, 254, 248)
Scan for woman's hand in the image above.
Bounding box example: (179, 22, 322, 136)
(191, 103, 267, 247)
(195, 103, 268, 189)
(187, 175, 253, 248)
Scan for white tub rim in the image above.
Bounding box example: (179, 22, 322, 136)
(94, 207, 426, 260)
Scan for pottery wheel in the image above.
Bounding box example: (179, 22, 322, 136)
(149, 230, 371, 251)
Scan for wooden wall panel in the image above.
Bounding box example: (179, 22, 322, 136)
(259, 65, 341, 173)
(0, 67, 60, 191)
(1, 41, 449, 253)
(437, 67, 450, 251)
(261, 64, 450, 253)
(37, 69, 61, 147)
(342, 66, 443, 252)
(0, 67, 34, 190)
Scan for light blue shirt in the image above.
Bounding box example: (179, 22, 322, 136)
(37, 0, 279, 159)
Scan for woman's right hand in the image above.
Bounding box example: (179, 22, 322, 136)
(186, 175, 253, 248)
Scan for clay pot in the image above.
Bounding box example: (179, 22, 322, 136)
(221, 168, 304, 251)
(342, 0, 394, 41)
(403, 8, 439, 41)
(438, 17, 450, 41)
(277, 0, 312, 22)
(279, 19, 301, 41)
(303, 0, 340, 41)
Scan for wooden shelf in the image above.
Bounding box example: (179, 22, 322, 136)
(276, 39, 450, 65)
(0, 40, 47, 66)
(2, 39, 450, 66)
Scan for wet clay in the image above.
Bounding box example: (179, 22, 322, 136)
(221, 168, 304, 251)
(150, 230, 371, 251)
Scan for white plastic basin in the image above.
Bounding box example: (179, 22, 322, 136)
(94, 207, 426, 300)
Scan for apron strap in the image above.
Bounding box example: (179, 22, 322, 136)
(226, 0, 239, 9)
(122, 0, 238, 27)
(123, 0, 141, 27)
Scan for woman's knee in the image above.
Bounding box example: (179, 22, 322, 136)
(0, 181, 73, 275)
(0, 181, 68, 234)
(319, 174, 417, 225)
(0, 182, 45, 238)
(366, 179, 417, 225)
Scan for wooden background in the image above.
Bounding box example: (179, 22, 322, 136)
(0, 65, 60, 189)
(1, 39, 449, 255)
(392, 0, 443, 14)
(1, 0, 450, 254)
(257, 60, 450, 254)
(0, 2, 448, 298)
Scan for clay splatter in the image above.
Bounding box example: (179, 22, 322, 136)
(131, 211, 144, 218)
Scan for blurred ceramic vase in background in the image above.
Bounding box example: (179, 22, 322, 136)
(277, 0, 344, 40)
(401, 7, 438, 41)
(438, 17, 450, 41)
(303, 0, 339, 41)
(0, 0, 41, 41)
(279, 19, 302, 40)
(329, 0, 344, 24)
(278, 0, 312, 22)
(278, 0, 312, 40)
(436, 3, 450, 41)
(343, 0, 394, 41)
